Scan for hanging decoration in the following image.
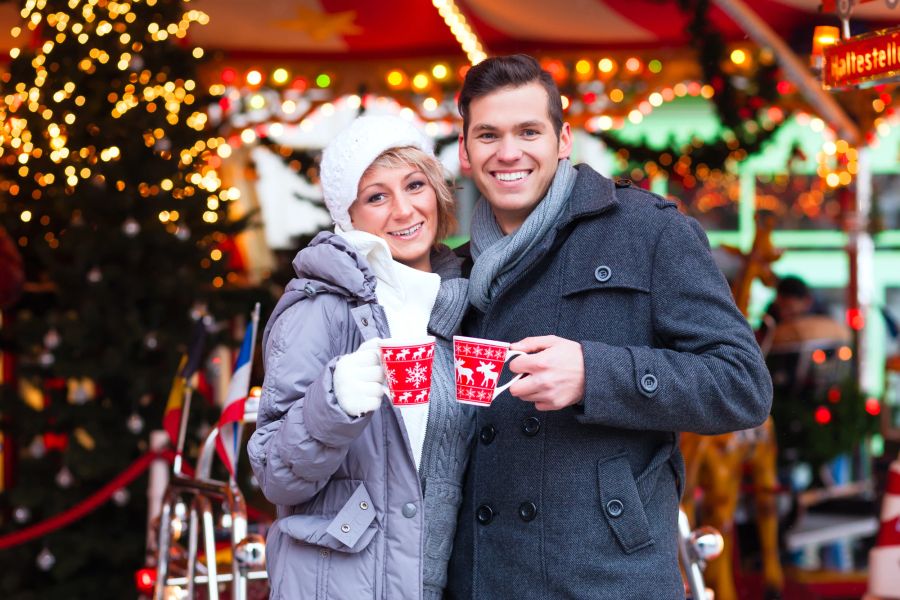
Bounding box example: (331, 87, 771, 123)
(593, 0, 788, 181)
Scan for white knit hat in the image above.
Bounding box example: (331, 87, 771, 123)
(319, 115, 434, 231)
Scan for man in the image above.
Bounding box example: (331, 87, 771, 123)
(446, 55, 773, 599)
(767, 275, 850, 349)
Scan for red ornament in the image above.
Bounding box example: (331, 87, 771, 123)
(42, 432, 68, 452)
(221, 68, 237, 85)
(865, 397, 881, 416)
(134, 567, 156, 593)
(44, 378, 66, 391)
(846, 307, 865, 331)
(814, 406, 832, 425)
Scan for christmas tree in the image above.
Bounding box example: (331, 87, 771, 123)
(0, 0, 261, 597)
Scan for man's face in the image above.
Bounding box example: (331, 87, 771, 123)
(774, 294, 813, 322)
(459, 82, 572, 234)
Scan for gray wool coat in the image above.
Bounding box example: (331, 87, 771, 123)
(446, 165, 773, 600)
(247, 232, 473, 599)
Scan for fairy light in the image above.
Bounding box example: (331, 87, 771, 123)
(432, 63, 449, 80)
(2, 0, 224, 248)
(412, 72, 430, 91)
(432, 0, 487, 65)
(597, 58, 616, 74)
(386, 69, 406, 88)
(246, 70, 262, 86)
(272, 68, 290, 85)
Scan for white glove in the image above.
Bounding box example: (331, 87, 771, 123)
(333, 338, 385, 417)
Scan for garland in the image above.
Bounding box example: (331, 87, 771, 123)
(594, 0, 786, 181)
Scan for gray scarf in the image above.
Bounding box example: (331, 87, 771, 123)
(469, 159, 577, 312)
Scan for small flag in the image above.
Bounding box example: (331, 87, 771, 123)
(162, 319, 207, 446)
(215, 305, 260, 478)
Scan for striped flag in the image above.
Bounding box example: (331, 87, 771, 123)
(162, 319, 207, 446)
(215, 304, 260, 479)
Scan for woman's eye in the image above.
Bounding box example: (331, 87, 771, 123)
(367, 193, 386, 204)
(408, 180, 425, 191)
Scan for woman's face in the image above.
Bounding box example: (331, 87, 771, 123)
(349, 163, 439, 272)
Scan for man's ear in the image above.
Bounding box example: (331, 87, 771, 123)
(557, 122, 573, 159)
(458, 133, 472, 176)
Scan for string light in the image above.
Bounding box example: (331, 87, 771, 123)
(2, 0, 225, 248)
(431, 0, 487, 65)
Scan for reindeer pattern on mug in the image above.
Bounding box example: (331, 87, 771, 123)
(453, 339, 510, 406)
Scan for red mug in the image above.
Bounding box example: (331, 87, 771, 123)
(453, 335, 525, 407)
(379, 337, 436, 406)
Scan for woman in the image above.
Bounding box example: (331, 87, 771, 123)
(248, 115, 473, 599)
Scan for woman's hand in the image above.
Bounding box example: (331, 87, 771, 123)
(334, 338, 385, 417)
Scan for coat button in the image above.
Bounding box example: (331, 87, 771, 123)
(402, 502, 417, 518)
(606, 499, 624, 518)
(518, 502, 537, 522)
(476, 504, 494, 525)
(522, 416, 540, 436)
(361, 317, 369, 327)
(480, 424, 496, 445)
(340, 523, 351, 533)
(594, 265, 612, 283)
(640, 374, 658, 393)
(359, 501, 369, 510)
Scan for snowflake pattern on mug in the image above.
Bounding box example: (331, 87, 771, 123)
(406, 363, 429, 388)
(380, 340, 435, 405)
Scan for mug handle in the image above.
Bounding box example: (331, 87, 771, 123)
(492, 350, 526, 399)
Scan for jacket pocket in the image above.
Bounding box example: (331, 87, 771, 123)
(281, 480, 378, 552)
(561, 261, 651, 297)
(275, 481, 379, 599)
(596, 454, 654, 554)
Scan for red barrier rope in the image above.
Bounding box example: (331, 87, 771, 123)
(0, 448, 269, 551)
(0, 450, 170, 550)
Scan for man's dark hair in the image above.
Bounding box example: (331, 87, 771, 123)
(458, 54, 563, 140)
(776, 275, 810, 299)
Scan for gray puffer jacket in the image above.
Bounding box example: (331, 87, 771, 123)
(248, 232, 473, 599)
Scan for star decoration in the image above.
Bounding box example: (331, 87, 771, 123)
(275, 7, 362, 43)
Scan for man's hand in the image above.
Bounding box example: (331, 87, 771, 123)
(507, 336, 585, 411)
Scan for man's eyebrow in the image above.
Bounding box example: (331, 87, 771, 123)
(471, 121, 546, 131)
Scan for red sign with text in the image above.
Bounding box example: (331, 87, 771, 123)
(823, 27, 900, 90)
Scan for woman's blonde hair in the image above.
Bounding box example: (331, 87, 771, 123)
(362, 146, 457, 245)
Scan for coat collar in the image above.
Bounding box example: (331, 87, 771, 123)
(563, 164, 619, 225)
